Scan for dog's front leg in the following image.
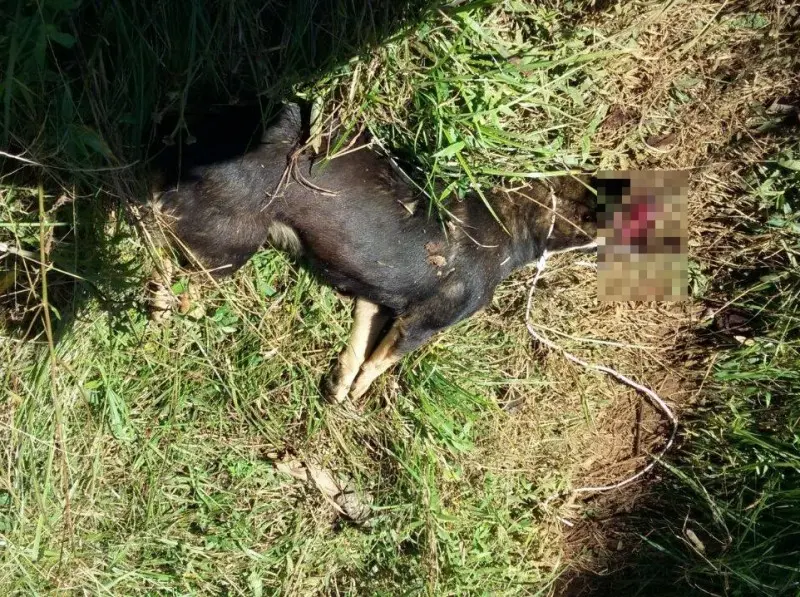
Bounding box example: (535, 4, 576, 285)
(323, 298, 390, 402)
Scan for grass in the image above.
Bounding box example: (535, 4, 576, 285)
(2, 0, 800, 594)
(570, 140, 800, 596)
(650, 146, 800, 594)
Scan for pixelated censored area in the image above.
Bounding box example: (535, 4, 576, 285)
(596, 170, 689, 302)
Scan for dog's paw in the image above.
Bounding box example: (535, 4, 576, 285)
(349, 370, 373, 401)
(321, 369, 350, 403)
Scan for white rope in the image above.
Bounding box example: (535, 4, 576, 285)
(527, 186, 679, 498)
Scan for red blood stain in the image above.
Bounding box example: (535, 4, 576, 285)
(615, 195, 658, 246)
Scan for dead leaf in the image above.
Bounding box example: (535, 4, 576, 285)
(684, 528, 706, 553)
(398, 199, 418, 215)
(178, 293, 191, 314)
(645, 132, 677, 148)
(275, 459, 372, 523)
(275, 460, 308, 482)
(305, 463, 341, 498)
(335, 481, 373, 522)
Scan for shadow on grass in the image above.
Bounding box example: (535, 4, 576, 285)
(556, 113, 800, 597)
(0, 0, 441, 342)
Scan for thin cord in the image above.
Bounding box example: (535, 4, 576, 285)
(527, 186, 679, 498)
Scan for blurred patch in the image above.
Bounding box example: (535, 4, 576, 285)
(596, 170, 689, 302)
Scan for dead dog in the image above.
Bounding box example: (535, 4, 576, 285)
(149, 103, 597, 401)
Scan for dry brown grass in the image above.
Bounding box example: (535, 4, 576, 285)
(2, 0, 798, 593)
(441, 0, 798, 571)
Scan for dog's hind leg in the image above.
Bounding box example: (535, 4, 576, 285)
(349, 283, 485, 400)
(348, 323, 406, 400)
(323, 298, 390, 402)
(349, 311, 447, 400)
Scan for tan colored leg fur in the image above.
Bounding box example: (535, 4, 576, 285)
(349, 323, 404, 400)
(325, 299, 389, 402)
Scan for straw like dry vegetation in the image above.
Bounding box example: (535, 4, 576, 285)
(1, 0, 798, 595)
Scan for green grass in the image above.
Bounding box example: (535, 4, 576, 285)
(305, 0, 617, 205)
(604, 143, 800, 596)
(1, 225, 566, 593)
(2, 0, 800, 595)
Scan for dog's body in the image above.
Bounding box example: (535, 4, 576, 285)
(150, 103, 597, 400)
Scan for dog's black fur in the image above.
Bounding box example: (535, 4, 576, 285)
(149, 103, 597, 399)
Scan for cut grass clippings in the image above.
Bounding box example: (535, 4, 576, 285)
(2, 0, 800, 595)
